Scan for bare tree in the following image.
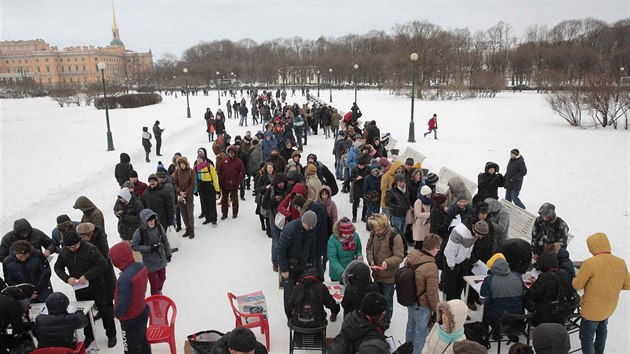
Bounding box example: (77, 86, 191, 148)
(545, 88, 584, 126)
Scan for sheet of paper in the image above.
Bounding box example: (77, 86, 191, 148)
(385, 336, 396, 353)
(471, 281, 483, 294)
(471, 260, 489, 276)
(72, 280, 89, 291)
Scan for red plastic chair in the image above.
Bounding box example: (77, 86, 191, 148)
(146, 295, 177, 354)
(31, 342, 86, 354)
(227, 292, 270, 351)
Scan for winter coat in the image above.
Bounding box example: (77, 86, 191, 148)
(286, 270, 340, 324)
(194, 160, 221, 192)
(313, 160, 338, 196)
(345, 145, 360, 172)
(109, 242, 149, 322)
(446, 177, 471, 206)
(365, 125, 380, 146)
(2, 249, 53, 302)
(35, 307, 88, 348)
(422, 300, 468, 354)
(429, 206, 449, 240)
(443, 223, 477, 269)
(142, 131, 152, 151)
(327, 223, 362, 282)
(280, 145, 295, 163)
(73, 196, 105, 231)
(305, 175, 322, 201)
(173, 158, 196, 203)
(572, 232, 630, 322)
(248, 144, 264, 175)
(214, 118, 225, 135)
(262, 177, 290, 219)
(412, 199, 431, 241)
(262, 133, 277, 160)
(473, 162, 505, 204)
(525, 252, 575, 326)
(131, 209, 171, 273)
(114, 194, 144, 241)
(380, 161, 404, 208)
(504, 155, 527, 191)
(341, 261, 379, 316)
(350, 165, 369, 198)
(278, 183, 308, 223)
(480, 258, 525, 324)
(266, 153, 286, 174)
(498, 239, 532, 275)
(531, 215, 569, 255)
(335, 310, 390, 354)
(54, 241, 108, 293)
(363, 173, 381, 206)
(141, 183, 175, 228)
(385, 186, 411, 218)
(133, 180, 149, 197)
(316, 185, 338, 225)
(304, 200, 330, 258)
(445, 203, 473, 229)
(406, 250, 440, 310)
(558, 248, 576, 279)
(366, 226, 405, 284)
(114, 153, 133, 186)
(51, 221, 80, 249)
(331, 111, 341, 127)
(0, 290, 36, 335)
(85, 226, 116, 296)
(152, 123, 164, 137)
(0, 219, 55, 260)
(485, 198, 510, 252)
(277, 218, 316, 275)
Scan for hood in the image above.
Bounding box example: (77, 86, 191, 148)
(307, 153, 318, 163)
(118, 188, 132, 203)
(490, 258, 512, 276)
(343, 260, 372, 288)
(45, 292, 70, 315)
(587, 232, 612, 255)
(139, 209, 159, 227)
(484, 198, 502, 213)
(537, 202, 556, 219)
(13, 218, 32, 235)
(386, 161, 404, 176)
(290, 183, 307, 197)
(406, 250, 435, 267)
(537, 251, 560, 272)
(341, 310, 377, 342)
(73, 196, 96, 212)
(436, 299, 468, 333)
(447, 177, 467, 194)
(484, 161, 499, 173)
(109, 242, 135, 271)
(120, 152, 131, 163)
(226, 145, 238, 156)
(176, 156, 190, 169)
(298, 268, 323, 284)
(316, 185, 333, 206)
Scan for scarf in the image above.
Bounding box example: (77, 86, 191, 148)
(437, 324, 464, 344)
(336, 234, 356, 251)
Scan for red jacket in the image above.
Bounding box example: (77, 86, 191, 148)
(109, 242, 148, 321)
(428, 117, 437, 130)
(343, 111, 353, 124)
(217, 146, 245, 190)
(278, 183, 307, 223)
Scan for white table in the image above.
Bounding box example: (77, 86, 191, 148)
(463, 275, 486, 305)
(30, 300, 99, 350)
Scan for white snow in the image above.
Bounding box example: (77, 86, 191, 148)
(1, 89, 628, 353)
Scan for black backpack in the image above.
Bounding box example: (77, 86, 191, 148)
(388, 231, 408, 258)
(327, 331, 354, 354)
(291, 284, 322, 328)
(549, 271, 580, 319)
(394, 263, 422, 306)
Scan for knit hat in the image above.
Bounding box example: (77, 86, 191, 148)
(76, 222, 95, 235)
(271, 145, 279, 152)
(293, 194, 307, 208)
(453, 340, 488, 354)
(367, 213, 389, 232)
(533, 323, 571, 354)
(148, 174, 159, 182)
(129, 170, 138, 178)
(157, 162, 166, 173)
(395, 173, 406, 182)
(46, 292, 70, 315)
(456, 194, 468, 203)
(339, 217, 354, 235)
(379, 158, 391, 173)
(405, 158, 414, 166)
(425, 172, 439, 185)
(228, 327, 257, 352)
(511, 148, 520, 156)
(63, 230, 81, 246)
(156, 171, 167, 178)
(473, 220, 489, 236)
(361, 292, 388, 316)
(370, 160, 381, 173)
(301, 210, 318, 227)
(433, 193, 447, 205)
(305, 164, 317, 176)
(487, 253, 506, 270)
(420, 185, 432, 196)
(56, 214, 71, 225)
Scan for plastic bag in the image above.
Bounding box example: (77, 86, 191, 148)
(187, 330, 224, 354)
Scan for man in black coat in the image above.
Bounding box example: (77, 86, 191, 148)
(287, 268, 340, 325)
(0, 218, 56, 260)
(152, 120, 164, 156)
(504, 148, 527, 209)
(114, 152, 134, 187)
(499, 238, 532, 275)
(76, 223, 116, 303)
(0, 284, 36, 352)
(141, 174, 175, 230)
(2, 240, 53, 303)
(54, 231, 117, 348)
(473, 161, 505, 205)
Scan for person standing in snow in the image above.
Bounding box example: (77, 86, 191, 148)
(142, 127, 152, 163)
(114, 153, 133, 187)
(73, 196, 105, 232)
(504, 148, 527, 209)
(152, 120, 164, 156)
(131, 209, 171, 295)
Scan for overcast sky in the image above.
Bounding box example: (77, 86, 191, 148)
(2, 0, 628, 59)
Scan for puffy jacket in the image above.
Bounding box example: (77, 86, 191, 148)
(385, 186, 411, 218)
(194, 160, 221, 192)
(141, 183, 175, 228)
(504, 155, 527, 191)
(485, 198, 510, 252)
(531, 215, 569, 255)
(114, 193, 144, 241)
(443, 223, 476, 269)
(261, 132, 277, 160)
(287, 269, 340, 324)
(480, 258, 525, 324)
(412, 199, 431, 242)
(248, 144, 264, 175)
(341, 260, 379, 316)
(327, 223, 362, 282)
(2, 249, 53, 302)
(304, 200, 330, 258)
(54, 241, 107, 291)
(366, 226, 404, 284)
(278, 183, 308, 223)
(173, 157, 197, 203)
(277, 218, 315, 274)
(498, 239, 532, 275)
(406, 250, 439, 310)
(35, 306, 88, 348)
(572, 233, 630, 321)
(335, 310, 389, 354)
(422, 300, 468, 354)
(380, 161, 404, 208)
(114, 153, 133, 186)
(473, 162, 505, 204)
(131, 209, 171, 273)
(0, 219, 55, 260)
(109, 242, 149, 321)
(73, 196, 105, 231)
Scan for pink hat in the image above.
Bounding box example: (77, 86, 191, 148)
(339, 217, 354, 235)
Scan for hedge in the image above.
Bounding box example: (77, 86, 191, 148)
(95, 93, 162, 109)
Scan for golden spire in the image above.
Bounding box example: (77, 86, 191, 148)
(112, 0, 118, 31)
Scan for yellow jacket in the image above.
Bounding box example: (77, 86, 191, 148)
(195, 162, 221, 192)
(572, 233, 630, 321)
(380, 160, 404, 208)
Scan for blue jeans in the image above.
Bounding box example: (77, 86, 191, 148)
(376, 282, 395, 327)
(335, 158, 343, 179)
(505, 189, 526, 209)
(269, 217, 282, 264)
(390, 215, 406, 234)
(366, 204, 380, 219)
(406, 305, 432, 354)
(240, 114, 247, 126)
(580, 318, 608, 354)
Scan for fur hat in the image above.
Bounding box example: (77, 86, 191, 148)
(420, 185, 432, 196)
(433, 193, 447, 205)
(56, 214, 71, 225)
(367, 213, 389, 232)
(305, 164, 317, 177)
(76, 222, 95, 235)
(473, 220, 490, 236)
(361, 292, 388, 316)
(228, 327, 257, 352)
(339, 217, 354, 235)
(63, 230, 81, 246)
(301, 210, 318, 227)
(46, 292, 70, 315)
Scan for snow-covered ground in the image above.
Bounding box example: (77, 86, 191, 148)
(0, 89, 628, 353)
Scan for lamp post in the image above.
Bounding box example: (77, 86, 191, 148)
(621, 67, 626, 86)
(353, 64, 359, 103)
(317, 70, 320, 97)
(216, 71, 221, 105)
(183, 68, 191, 118)
(329, 68, 333, 103)
(97, 62, 115, 151)
(408, 53, 418, 143)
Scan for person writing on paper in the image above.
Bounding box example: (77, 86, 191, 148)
(2, 240, 53, 303)
(34, 292, 88, 349)
(0, 284, 36, 351)
(54, 231, 117, 348)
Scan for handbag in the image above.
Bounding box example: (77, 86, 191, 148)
(166, 226, 180, 252)
(274, 212, 286, 230)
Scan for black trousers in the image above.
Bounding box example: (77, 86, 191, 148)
(121, 305, 152, 354)
(155, 136, 162, 155)
(75, 286, 116, 340)
(198, 181, 217, 222)
(442, 259, 472, 301)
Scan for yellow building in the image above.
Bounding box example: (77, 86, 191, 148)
(0, 2, 152, 89)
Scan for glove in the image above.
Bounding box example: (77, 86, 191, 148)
(330, 313, 337, 322)
(194, 192, 198, 197)
(151, 244, 160, 252)
(394, 342, 414, 354)
(166, 255, 172, 263)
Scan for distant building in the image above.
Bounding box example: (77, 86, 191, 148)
(0, 1, 152, 88)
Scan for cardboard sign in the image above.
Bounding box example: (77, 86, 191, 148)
(236, 291, 267, 323)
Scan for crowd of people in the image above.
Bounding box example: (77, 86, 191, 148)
(1, 88, 629, 354)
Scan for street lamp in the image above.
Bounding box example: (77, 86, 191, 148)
(216, 71, 221, 105)
(183, 68, 191, 118)
(97, 62, 115, 151)
(408, 53, 418, 143)
(621, 67, 626, 86)
(329, 68, 333, 103)
(317, 70, 320, 97)
(353, 64, 359, 103)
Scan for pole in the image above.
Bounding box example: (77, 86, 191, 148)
(317, 72, 320, 97)
(408, 60, 416, 143)
(100, 69, 115, 151)
(185, 76, 191, 118)
(217, 79, 221, 106)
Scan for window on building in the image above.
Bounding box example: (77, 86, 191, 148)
(68, 65, 71, 72)
(82, 57, 85, 61)
(37, 67, 41, 72)
(46, 66, 50, 72)
(82, 65, 86, 71)
(36, 59, 39, 63)
(75, 65, 79, 71)
(74, 58, 77, 62)
(45, 58, 48, 62)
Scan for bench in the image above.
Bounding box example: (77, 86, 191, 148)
(499, 199, 575, 244)
(435, 166, 477, 196)
(393, 146, 427, 165)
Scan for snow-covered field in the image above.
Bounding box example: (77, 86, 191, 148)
(1, 89, 628, 353)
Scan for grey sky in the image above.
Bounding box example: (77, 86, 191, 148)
(2, 0, 628, 59)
